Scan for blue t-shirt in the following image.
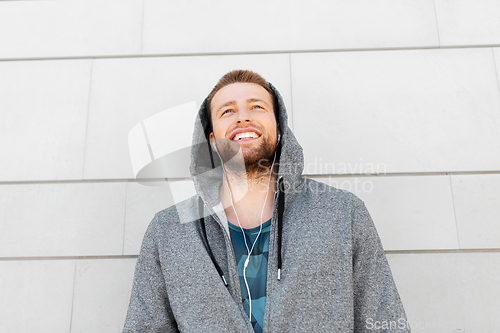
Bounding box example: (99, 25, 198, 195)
(228, 218, 271, 333)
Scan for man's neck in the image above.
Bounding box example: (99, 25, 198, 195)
(219, 165, 277, 229)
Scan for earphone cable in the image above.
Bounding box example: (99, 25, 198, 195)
(213, 139, 277, 323)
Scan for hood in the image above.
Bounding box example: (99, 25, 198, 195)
(189, 82, 304, 208)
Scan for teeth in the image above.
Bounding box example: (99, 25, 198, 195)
(234, 132, 259, 140)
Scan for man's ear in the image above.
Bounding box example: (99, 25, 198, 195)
(209, 132, 217, 152)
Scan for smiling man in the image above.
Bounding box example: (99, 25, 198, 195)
(123, 70, 410, 332)
(209, 80, 279, 231)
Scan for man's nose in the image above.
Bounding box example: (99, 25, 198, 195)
(236, 106, 251, 123)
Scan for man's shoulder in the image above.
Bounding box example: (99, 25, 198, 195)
(152, 194, 201, 228)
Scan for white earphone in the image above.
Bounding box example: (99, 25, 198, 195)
(211, 132, 279, 324)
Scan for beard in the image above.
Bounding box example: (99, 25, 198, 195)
(216, 135, 276, 179)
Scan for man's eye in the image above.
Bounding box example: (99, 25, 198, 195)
(222, 109, 232, 115)
(252, 105, 263, 110)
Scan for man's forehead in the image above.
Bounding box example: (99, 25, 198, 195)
(216, 97, 270, 111)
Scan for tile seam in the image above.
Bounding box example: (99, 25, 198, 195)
(1, 171, 500, 185)
(2, 44, 500, 62)
(139, 0, 146, 55)
(288, 53, 294, 132)
(385, 248, 500, 254)
(81, 59, 94, 180)
(122, 184, 128, 255)
(0, 255, 139, 261)
(432, 0, 442, 47)
(2, 249, 500, 262)
(491, 48, 500, 101)
(448, 174, 462, 249)
(69, 259, 78, 333)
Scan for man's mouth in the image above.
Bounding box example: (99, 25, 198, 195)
(231, 131, 261, 142)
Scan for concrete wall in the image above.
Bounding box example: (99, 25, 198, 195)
(0, 0, 499, 332)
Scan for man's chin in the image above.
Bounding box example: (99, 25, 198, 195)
(217, 138, 276, 174)
(243, 151, 273, 165)
(242, 148, 275, 174)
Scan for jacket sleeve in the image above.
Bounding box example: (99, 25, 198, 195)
(351, 197, 411, 333)
(123, 213, 179, 333)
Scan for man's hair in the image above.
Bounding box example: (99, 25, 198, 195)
(202, 69, 279, 139)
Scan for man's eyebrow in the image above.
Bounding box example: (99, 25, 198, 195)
(246, 98, 270, 107)
(216, 100, 236, 115)
(216, 98, 270, 115)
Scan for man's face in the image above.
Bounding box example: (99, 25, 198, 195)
(209, 82, 278, 172)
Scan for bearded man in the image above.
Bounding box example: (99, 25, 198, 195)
(123, 70, 410, 333)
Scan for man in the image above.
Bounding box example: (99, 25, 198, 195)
(123, 70, 410, 332)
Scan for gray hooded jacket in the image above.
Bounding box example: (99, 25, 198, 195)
(123, 82, 410, 332)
